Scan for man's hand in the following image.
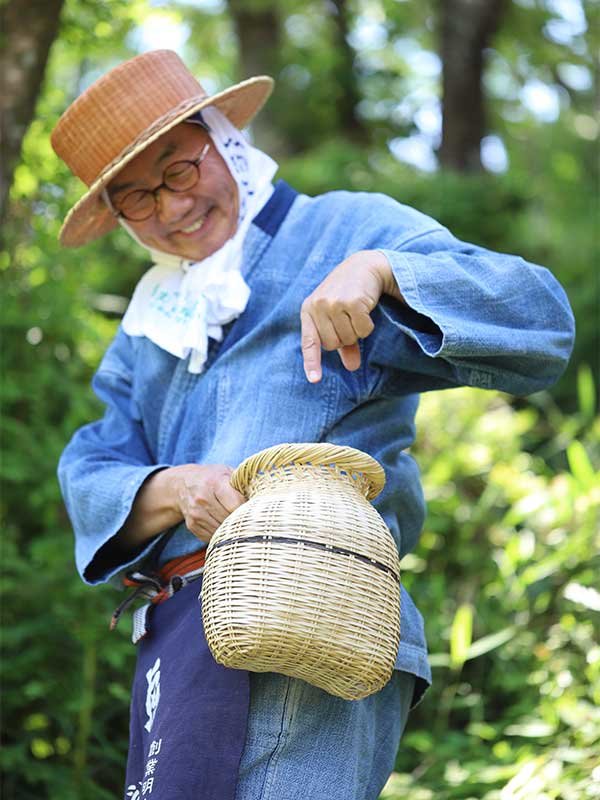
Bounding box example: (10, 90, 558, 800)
(171, 464, 246, 543)
(300, 249, 403, 383)
(119, 464, 245, 551)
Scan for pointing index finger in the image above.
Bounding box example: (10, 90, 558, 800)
(300, 308, 322, 383)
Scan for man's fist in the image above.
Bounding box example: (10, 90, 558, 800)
(300, 250, 402, 382)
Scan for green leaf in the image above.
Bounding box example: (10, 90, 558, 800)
(31, 738, 55, 759)
(465, 625, 517, 660)
(577, 363, 596, 421)
(567, 441, 598, 489)
(429, 627, 518, 669)
(504, 720, 556, 737)
(563, 582, 600, 612)
(427, 653, 451, 668)
(450, 603, 473, 670)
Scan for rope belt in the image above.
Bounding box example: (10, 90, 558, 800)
(110, 550, 207, 644)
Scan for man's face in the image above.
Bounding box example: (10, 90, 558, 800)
(107, 122, 239, 261)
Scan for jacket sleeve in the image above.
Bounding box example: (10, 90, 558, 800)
(361, 225, 575, 397)
(58, 327, 171, 585)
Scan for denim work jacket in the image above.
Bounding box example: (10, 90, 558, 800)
(58, 181, 575, 706)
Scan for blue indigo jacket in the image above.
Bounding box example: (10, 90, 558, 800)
(58, 181, 575, 705)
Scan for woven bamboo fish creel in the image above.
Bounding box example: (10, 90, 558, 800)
(200, 442, 401, 700)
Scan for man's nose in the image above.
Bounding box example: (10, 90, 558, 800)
(155, 188, 193, 224)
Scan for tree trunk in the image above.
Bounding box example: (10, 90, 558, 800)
(0, 0, 65, 226)
(227, 0, 288, 158)
(438, 0, 506, 172)
(328, 0, 369, 143)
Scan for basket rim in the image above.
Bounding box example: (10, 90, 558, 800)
(230, 442, 385, 500)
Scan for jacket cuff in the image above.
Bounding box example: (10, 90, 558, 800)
(376, 248, 447, 357)
(74, 464, 172, 585)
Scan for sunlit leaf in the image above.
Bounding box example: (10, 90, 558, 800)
(563, 582, 600, 612)
(427, 652, 450, 668)
(450, 603, 473, 670)
(466, 625, 517, 660)
(31, 738, 55, 759)
(567, 441, 597, 489)
(504, 721, 556, 737)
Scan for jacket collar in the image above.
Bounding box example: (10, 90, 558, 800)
(252, 180, 298, 238)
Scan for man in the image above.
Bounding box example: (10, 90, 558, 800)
(53, 50, 575, 800)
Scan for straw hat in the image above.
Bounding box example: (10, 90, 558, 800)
(50, 50, 274, 247)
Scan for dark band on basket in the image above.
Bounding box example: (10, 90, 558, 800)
(209, 534, 400, 582)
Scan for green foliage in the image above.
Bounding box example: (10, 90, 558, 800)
(1, 0, 597, 797)
(381, 379, 600, 800)
(1, 523, 135, 800)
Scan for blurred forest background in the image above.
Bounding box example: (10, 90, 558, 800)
(1, 0, 599, 798)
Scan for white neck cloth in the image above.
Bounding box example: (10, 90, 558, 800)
(116, 107, 278, 373)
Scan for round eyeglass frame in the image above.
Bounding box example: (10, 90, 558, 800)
(110, 142, 211, 222)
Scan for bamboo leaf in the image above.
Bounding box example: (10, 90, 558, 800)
(577, 363, 596, 421)
(450, 603, 473, 670)
(466, 626, 517, 660)
(563, 582, 600, 612)
(567, 441, 597, 489)
(428, 653, 451, 668)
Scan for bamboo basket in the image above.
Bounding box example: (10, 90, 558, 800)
(200, 443, 401, 700)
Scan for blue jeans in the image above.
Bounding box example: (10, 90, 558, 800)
(235, 669, 415, 800)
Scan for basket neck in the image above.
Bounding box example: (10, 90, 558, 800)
(246, 462, 373, 499)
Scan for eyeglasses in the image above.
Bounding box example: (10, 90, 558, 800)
(111, 143, 211, 222)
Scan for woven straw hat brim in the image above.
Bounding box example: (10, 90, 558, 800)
(59, 76, 274, 248)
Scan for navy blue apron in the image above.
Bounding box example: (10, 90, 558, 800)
(124, 577, 250, 800)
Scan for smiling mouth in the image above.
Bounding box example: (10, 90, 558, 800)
(180, 214, 207, 234)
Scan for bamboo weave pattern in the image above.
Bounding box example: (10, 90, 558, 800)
(201, 443, 401, 700)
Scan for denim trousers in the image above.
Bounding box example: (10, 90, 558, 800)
(235, 669, 415, 800)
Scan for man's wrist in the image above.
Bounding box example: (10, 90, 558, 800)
(151, 466, 182, 517)
(120, 467, 183, 547)
(369, 250, 405, 303)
